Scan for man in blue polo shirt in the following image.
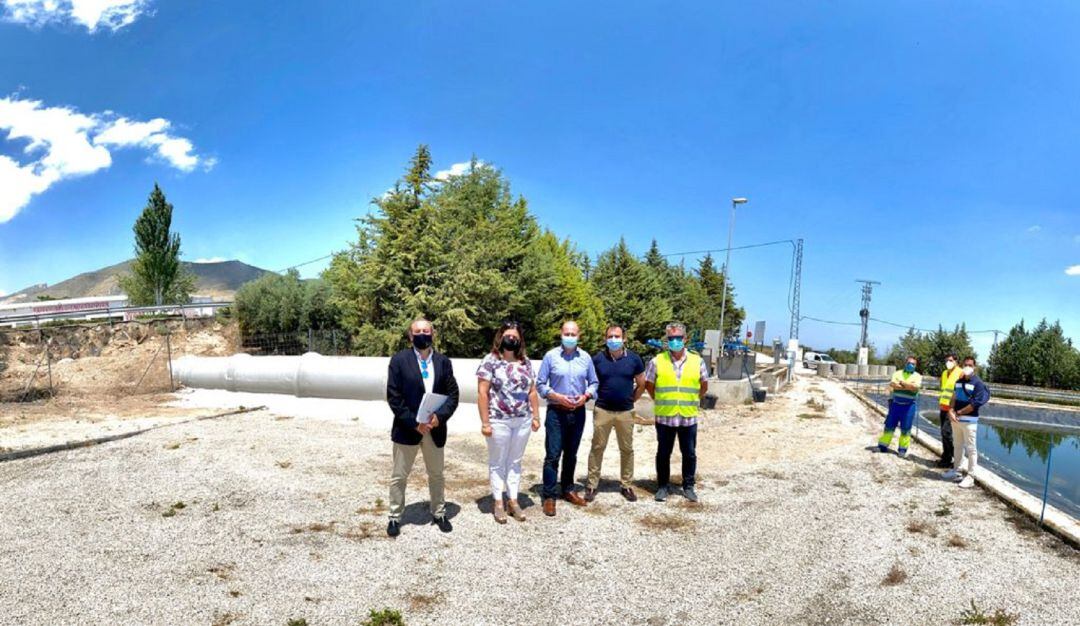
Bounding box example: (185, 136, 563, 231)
(942, 357, 991, 489)
(585, 324, 646, 502)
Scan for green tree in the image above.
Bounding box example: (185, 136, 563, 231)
(990, 319, 1079, 389)
(514, 231, 605, 350)
(645, 240, 716, 343)
(118, 184, 195, 306)
(886, 326, 973, 374)
(697, 253, 744, 338)
(325, 147, 542, 356)
(235, 270, 339, 336)
(589, 238, 672, 355)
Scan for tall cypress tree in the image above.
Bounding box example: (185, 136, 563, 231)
(119, 184, 194, 306)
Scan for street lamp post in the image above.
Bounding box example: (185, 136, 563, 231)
(719, 197, 747, 354)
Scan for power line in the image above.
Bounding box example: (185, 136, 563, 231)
(276, 254, 335, 274)
(660, 239, 797, 258)
(800, 313, 1003, 335)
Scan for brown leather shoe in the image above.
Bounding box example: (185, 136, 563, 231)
(564, 490, 587, 507)
(543, 498, 556, 517)
(584, 488, 598, 502)
(621, 487, 638, 502)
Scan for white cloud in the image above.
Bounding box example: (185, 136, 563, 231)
(192, 257, 227, 264)
(1, 0, 151, 32)
(94, 116, 205, 171)
(434, 160, 483, 181)
(1027, 225, 1041, 233)
(0, 95, 212, 223)
(1066, 265, 1080, 276)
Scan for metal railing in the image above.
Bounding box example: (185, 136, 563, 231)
(0, 301, 233, 329)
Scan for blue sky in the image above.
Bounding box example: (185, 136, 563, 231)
(1, 1, 1078, 358)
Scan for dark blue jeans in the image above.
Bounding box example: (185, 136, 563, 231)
(655, 422, 697, 489)
(543, 405, 586, 499)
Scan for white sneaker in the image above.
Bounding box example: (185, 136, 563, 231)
(941, 469, 961, 481)
(958, 475, 975, 489)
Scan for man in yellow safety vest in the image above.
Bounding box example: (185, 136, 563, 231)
(644, 322, 709, 503)
(936, 353, 963, 468)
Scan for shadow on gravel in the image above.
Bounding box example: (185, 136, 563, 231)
(911, 468, 945, 481)
(900, 454, 937, 468)
(400, 501, 461, 527)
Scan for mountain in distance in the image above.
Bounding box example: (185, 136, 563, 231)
(1, 259, 273, 304)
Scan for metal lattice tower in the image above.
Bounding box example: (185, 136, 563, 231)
(855, 279, 881, 348)
(788, 238, 803, 342)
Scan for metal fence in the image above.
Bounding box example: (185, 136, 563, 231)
(239, 329, 352, 356)
(849, 378, 1079, 526)
(0, 320, 184, 403)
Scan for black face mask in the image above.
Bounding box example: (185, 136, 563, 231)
(500, 336, 521, 352)
(412, 333, 433, 350)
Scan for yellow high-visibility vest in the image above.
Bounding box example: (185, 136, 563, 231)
(653, 351, 702, 418)
(939, 367, 963, 408)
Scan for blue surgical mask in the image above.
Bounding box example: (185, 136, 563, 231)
(667, 337, 685, 352)
(561, 335, 578, 349)
(606, 338, 624, 351)
(904, 363, 915, 373)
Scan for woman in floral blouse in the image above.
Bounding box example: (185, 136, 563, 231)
(476, 320, 540, 523)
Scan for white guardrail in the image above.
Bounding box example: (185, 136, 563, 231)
(0, 302, 233, 329)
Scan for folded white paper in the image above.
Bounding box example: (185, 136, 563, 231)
(416, 392, 449, 424)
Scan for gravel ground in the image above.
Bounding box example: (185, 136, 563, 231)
(1, 376, 1077, 625)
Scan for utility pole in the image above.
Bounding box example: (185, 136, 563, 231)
(787, 238, 803, 382)
(855, 279, 880, 365)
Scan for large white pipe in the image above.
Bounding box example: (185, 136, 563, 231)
(172, 353, 544, 404)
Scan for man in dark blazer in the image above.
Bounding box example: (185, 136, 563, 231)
(386, 318, 459, 537)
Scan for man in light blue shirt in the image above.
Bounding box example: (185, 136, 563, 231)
(536, 320, 599, 516)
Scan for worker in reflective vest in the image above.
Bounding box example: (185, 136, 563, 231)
(936, 354, 963, 467)
(876, 355, 922, 457)
(644, 322, 708, 503)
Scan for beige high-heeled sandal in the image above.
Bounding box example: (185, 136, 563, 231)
(506, 500, 526, 522)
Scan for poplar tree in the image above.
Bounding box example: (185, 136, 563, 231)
(119, 184, 194, 306)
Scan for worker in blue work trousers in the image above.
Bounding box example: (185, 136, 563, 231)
(876, 355, 922, 457)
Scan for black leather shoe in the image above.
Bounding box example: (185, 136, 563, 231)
(387, 520, 401, 538)
(433, 516, 453, 533)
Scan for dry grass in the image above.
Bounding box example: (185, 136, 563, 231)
(1004, 511, 1040, 536)
(355, 498, 388, 515)
(291, 522, 335, 534)
(947, 533, 970, 549)
(406, 591, 445, 612)
(582, 503, 612, 516)
(675, 499, 706, 512)
(211, 611, 239, 626)
(207, 563, 235, 581)
(339, 521, 380, 541)
(637, 513, 695, 532)
(906, 519, 939, 538)
(881, 564, 907, 586)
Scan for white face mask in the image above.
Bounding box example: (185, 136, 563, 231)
(962, 366, 975, 377)
(945, 360, 956, 370)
